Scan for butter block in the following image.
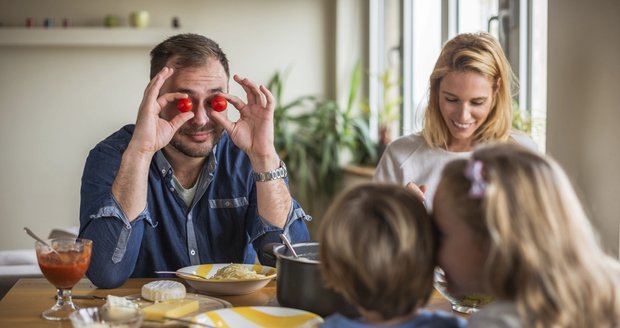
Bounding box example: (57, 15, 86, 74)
(142, 299, 199, 322)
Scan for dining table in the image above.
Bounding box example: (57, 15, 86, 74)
(0, 277, 465, 327)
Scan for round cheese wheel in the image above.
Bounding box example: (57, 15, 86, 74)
(141, 280, 186, 302)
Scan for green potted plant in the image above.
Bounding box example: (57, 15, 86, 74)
(266, 64, 376, 201)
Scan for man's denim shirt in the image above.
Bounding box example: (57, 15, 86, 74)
(79, 125, 311, 288)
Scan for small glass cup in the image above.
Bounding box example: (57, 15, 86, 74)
(35, 238, 92, 320)
(433, 267, 494, 314)
(70, 306, 143, 328)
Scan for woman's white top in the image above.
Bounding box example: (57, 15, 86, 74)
(374, 131, 537, 207)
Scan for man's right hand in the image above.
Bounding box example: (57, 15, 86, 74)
(129, 67, 194, 156)
(112, 67, 194, 222)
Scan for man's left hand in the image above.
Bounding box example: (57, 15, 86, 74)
(207, 74, 279, 170)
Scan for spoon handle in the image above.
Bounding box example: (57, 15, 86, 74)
(279, 233, 299, 258)
(24, 227, 61, 254)
(24, 227, 48, 245)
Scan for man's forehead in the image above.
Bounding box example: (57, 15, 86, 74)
(166, 56, 228, 76)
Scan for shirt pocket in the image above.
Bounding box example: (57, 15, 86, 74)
(208, 197, 249, 209)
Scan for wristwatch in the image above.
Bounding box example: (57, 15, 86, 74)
(252, 160, 288, 182)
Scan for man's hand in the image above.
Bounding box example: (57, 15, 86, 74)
(207, 74, 289, 228)
(207, 74, 278, 170)
(129, 67, 194, 156)
(112, 67, 194, 222)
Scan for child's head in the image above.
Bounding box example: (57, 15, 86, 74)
(318, 183, 434, 321)
(433, 143, 620, 327)
(422, 32, 514, 148)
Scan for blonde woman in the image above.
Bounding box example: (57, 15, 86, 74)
(433, 143, 620, 327)
(375, 32, 536, 206)
(318, 183, 465, 328)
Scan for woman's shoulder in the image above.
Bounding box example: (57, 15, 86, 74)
(383, 133, 433, 158)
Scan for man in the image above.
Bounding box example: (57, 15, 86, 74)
(79, 34, 311, 288)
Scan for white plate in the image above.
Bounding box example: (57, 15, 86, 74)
(190, 306, 324, 328)
(176, 264, 276, 296)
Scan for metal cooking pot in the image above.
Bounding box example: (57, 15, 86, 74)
(266, 242, 359, 318)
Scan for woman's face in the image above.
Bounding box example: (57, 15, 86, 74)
(438, 71, 494, 152)
(433, 182, 487, 296)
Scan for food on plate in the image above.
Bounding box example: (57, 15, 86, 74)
(177, 98, 193, 112)
(104, 295, 139, 320)
(142, 299, 199, 322)
(209, 263, 265, 280)
(211, 95, 227, 112)
(141, 280, 186, 302)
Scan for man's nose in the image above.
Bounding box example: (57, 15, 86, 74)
(189, 100, 209, 126)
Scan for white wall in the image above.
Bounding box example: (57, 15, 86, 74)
(547, 0, 620, 256)
(0, 0, 333, 250)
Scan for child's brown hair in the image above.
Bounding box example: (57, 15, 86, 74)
(318, 183, 435, 320)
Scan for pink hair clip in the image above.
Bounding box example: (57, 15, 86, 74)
(465, 159, 486, 198)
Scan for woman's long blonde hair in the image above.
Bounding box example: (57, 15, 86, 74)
(439, 143, 620, 327)
(422, 32, 514, 148)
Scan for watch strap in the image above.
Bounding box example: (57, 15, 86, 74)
(252, 160, 287, 182)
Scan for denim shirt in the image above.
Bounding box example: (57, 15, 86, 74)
(79, 125, 311, 288)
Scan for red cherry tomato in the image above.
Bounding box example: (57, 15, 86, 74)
(211, 95, 228, 112)
(177, 98, 193, 113)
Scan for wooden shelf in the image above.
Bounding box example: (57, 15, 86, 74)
(0, 27, 192, 47)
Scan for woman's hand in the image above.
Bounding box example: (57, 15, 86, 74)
(406, 182, 427, 204)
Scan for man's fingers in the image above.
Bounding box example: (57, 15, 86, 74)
(260, 85, 275, 111)
(218, 93, 245, 112)
(157, 92, 189, 109)
(207, 109, 234, 133)
(241, 77, 266, 107)
(144, 67, 173, 100)
(234, 74, 256, 105)
(168, 112, 195, 131)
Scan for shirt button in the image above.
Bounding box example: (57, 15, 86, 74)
(161, 169, 166, 174)
(169, 187, 174, 192)
(190, 249, 196, 256)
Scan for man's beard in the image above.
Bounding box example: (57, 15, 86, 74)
(169, 126, 225, 158)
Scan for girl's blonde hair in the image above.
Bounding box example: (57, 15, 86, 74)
(318, 183, 434, 320)
(422, 32, 514, 148)
(438, 143, 620, 327)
